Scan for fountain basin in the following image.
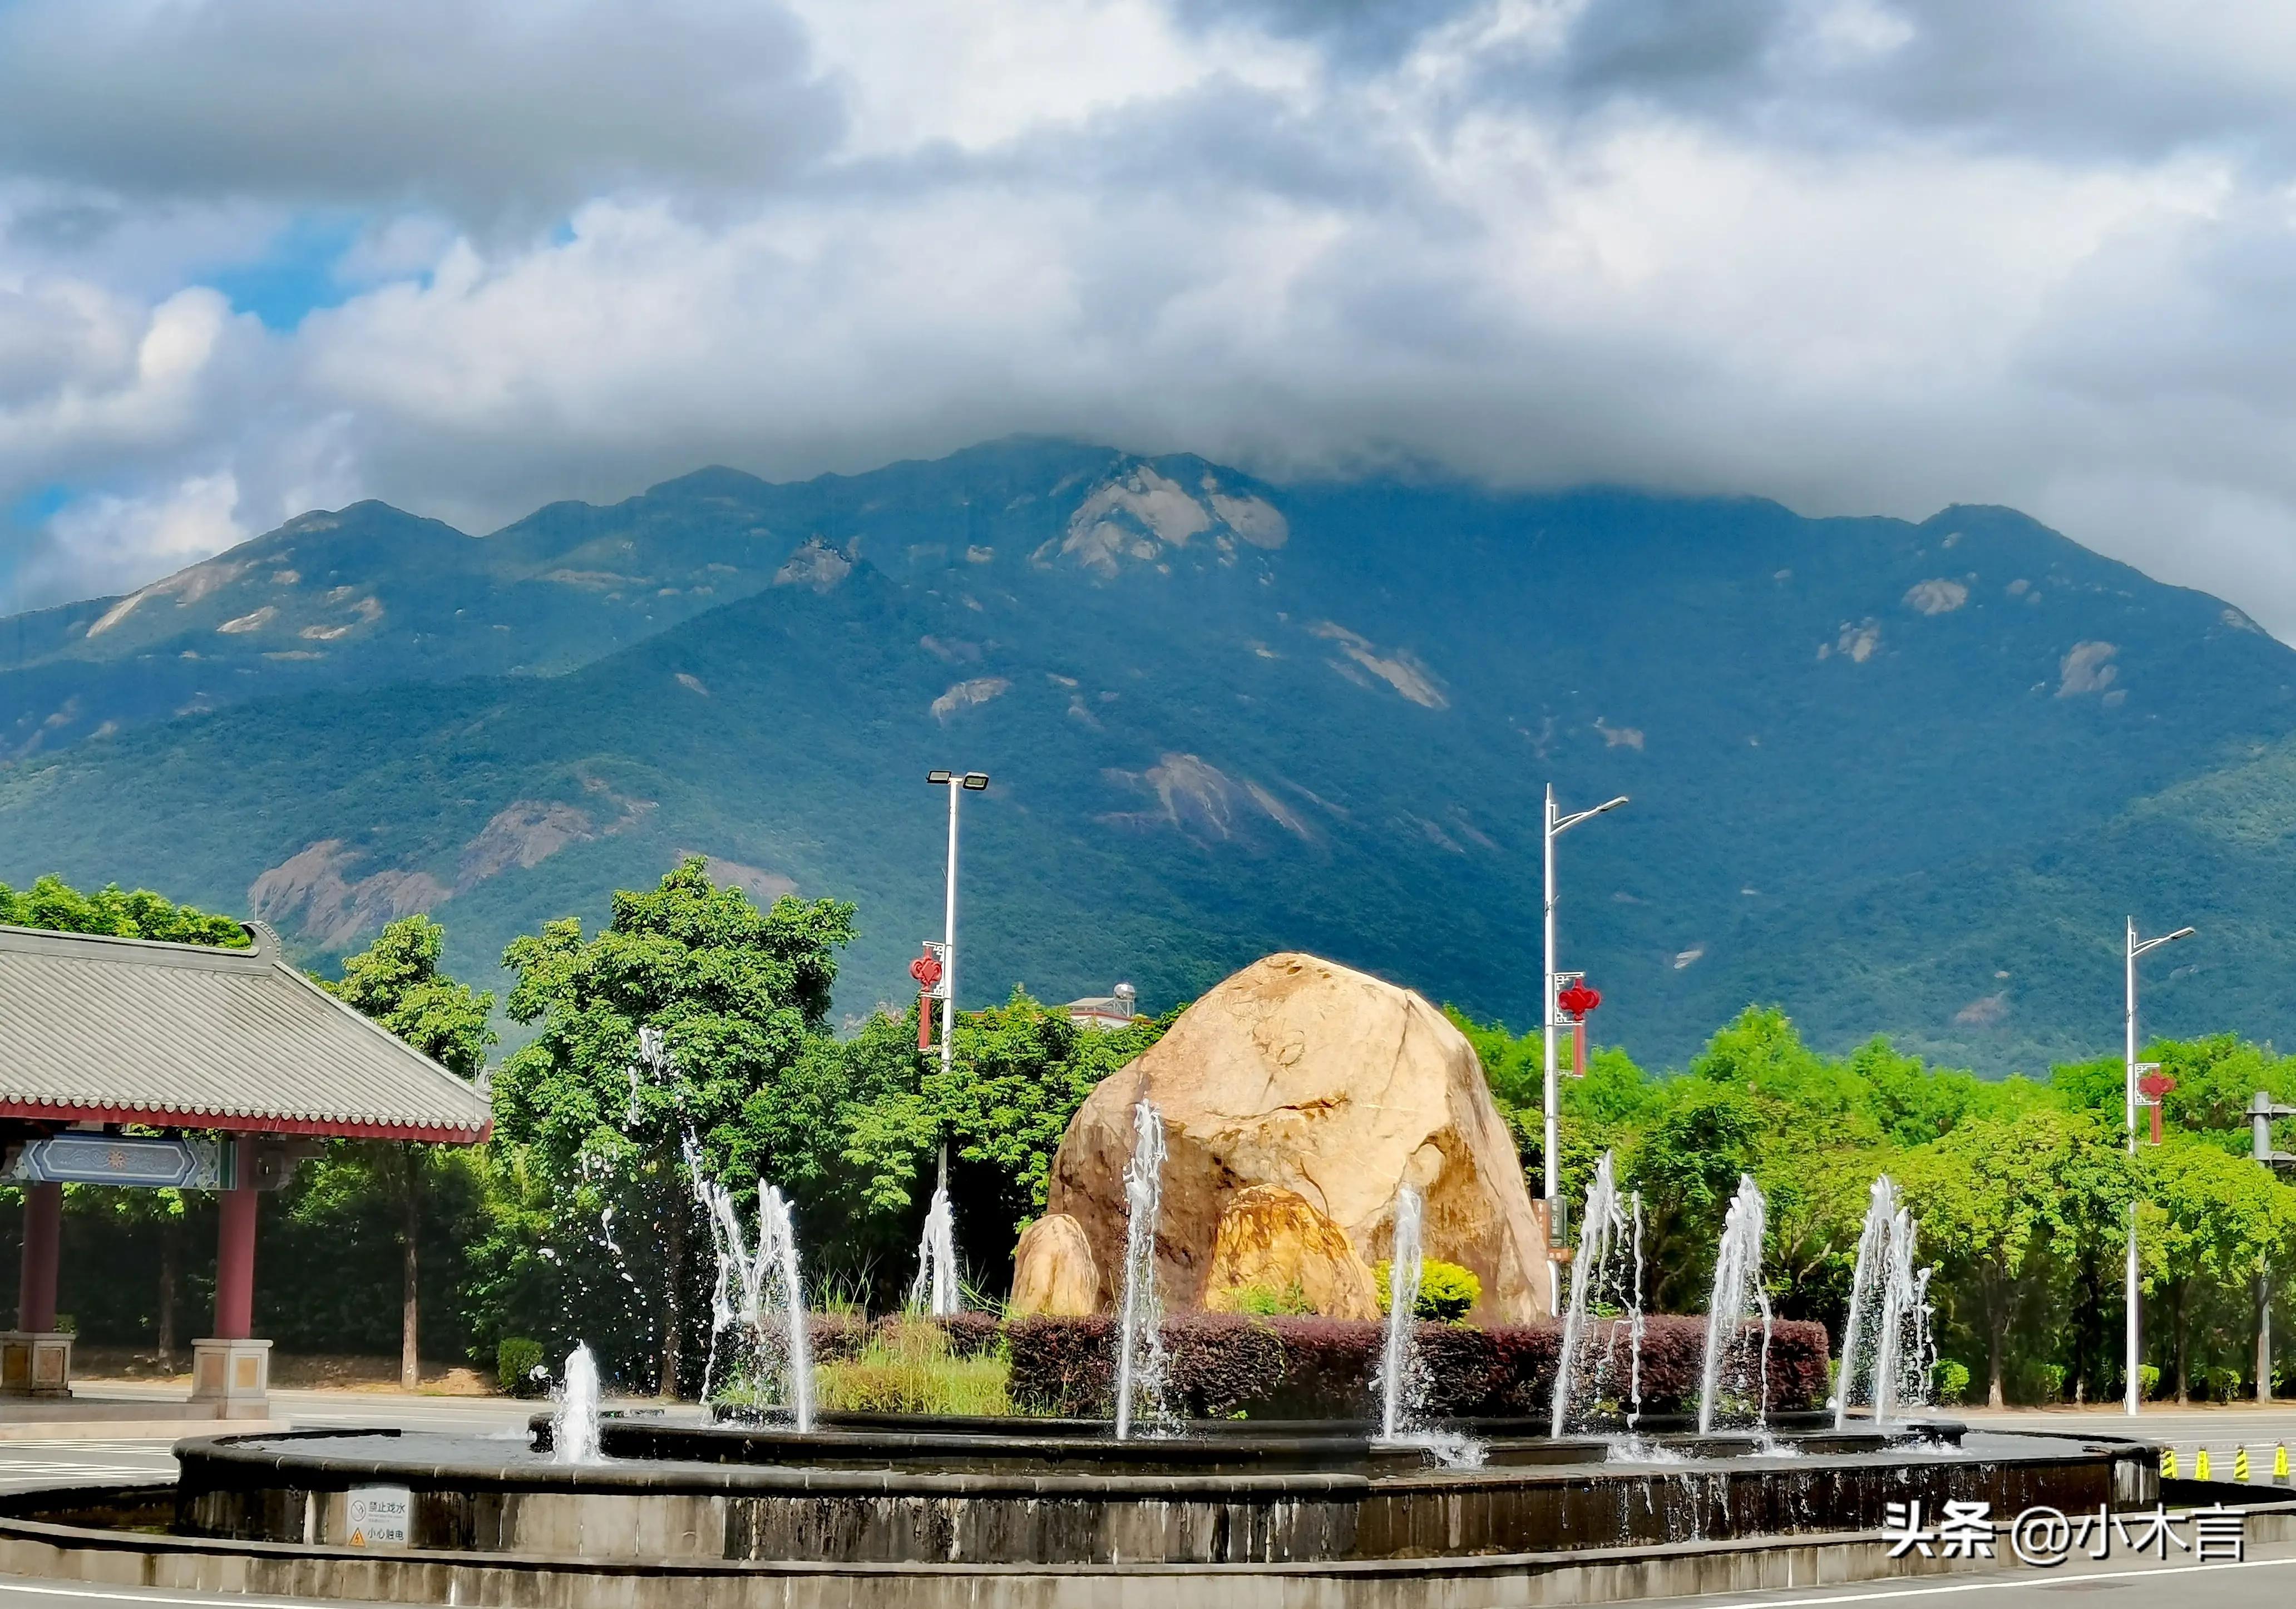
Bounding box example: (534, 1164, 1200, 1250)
(174, 1418, 2150, 1566)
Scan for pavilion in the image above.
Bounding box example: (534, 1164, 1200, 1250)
(0, 920, 492, 1415)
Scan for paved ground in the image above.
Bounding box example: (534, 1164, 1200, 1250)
(0, 1385, 540, 1493)
(1957, 1405, 2296, 1483)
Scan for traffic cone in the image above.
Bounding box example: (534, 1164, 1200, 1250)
(2235, 1446, 2251, 1483)
(2196, 1448, 2212, 1480)
(2162, 1447, 2179, 1478)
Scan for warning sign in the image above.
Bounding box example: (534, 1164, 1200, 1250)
(345, 1485, 412, 1548)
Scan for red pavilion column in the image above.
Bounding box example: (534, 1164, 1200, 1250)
(1, 1180, 72, 1397)
(214, 1169, 258, 1340)
(192, 1136, 270, 1416)
(16, 1182, 61, 1334)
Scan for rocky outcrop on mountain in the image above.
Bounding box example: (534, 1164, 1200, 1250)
(1036, 463, 1288, 578)
(456, 801, 600, 889)
(248, 842, 448, 949)
(774, 537, 853, 591)
(253, 780, 658, 947)
(1037, 952, 1552, 1321)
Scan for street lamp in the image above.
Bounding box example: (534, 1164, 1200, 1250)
(2124, 916, 2194, 1416)
(1543, 786, 1627, 1309)
(926, 771, 990, 1187)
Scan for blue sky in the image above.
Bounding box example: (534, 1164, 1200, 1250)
(7, 1, 2296, 635)
(200, 215, 367, 332)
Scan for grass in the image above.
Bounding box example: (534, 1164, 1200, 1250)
(812, 1316, 1013, 1416)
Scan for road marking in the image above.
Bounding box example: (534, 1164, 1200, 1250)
(1690, 1554, 2296, 1609)
(0, 1576, 447, 1609)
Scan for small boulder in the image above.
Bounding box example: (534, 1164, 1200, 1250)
(1008, 1213, 1099, 1317)
(1203, 1184, 1379, 1319)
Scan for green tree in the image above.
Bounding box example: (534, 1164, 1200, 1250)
(0, 873, 246, 946)
(2151, 1035, 2296, 1154)
(319, 914, 495, 1388)
(2139, 1136, 2296, 1400)
(493, 858, 855, 1394)
(1624, 1079, 1765, 1312)
(843, 989, 1176, 1291)
(1902, 1107, 2130, 1408)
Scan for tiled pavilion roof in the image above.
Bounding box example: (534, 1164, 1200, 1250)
(0, 921, 492, 1142)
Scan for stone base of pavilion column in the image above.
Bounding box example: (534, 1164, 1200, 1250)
(190, 1338, 271, 1418)
(0, 1332, 72, 1398)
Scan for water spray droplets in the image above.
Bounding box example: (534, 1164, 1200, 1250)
(1114, 1097, 1170, 1440)
(1697, 1174, 1773, 1436)
(1836, 1176, 1935, 1428)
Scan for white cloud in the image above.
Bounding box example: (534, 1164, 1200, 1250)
(29, 471, 246, 602)
(8, 1, 2296, 635)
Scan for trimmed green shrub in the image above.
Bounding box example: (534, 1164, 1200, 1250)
(1374, 1260, 1482, 1321)
(1934, 1359, 1971, 1404)
(1230, 1282, 1315, 1316)
(498, 1336, 545, 1397)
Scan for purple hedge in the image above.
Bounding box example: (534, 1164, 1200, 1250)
(807, 1312, 868, 1363)
(1005, 1312, 1829, 1420)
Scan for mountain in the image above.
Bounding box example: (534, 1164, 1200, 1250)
(3, 438, 2292, 1073)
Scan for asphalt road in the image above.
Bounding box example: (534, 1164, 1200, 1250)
(1645, 1552, 2296, 1609)
(1956, 1406, 2296, 1483)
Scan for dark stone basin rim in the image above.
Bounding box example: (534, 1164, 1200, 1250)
(175, 1430, 2065, 1503)
(669, 1408, 1883, 1440)
(14, 1488, 2286, 1582)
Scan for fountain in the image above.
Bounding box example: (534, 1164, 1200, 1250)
(1837, 1176, 1934, 1428)
(9, 952, 2171, 1609)
(908, 1177, 961, 1317)
(1376, 1184, 1425, 1441)
(690, 1138, 814, 1432)
(1550, 1151, 1645, 1437)
(551, 1343, 601, 1464)
(153, 1152, 2153, 1590)
(1113, 1096, 1168, 1440)
(1698, 1172, 1774, 1435)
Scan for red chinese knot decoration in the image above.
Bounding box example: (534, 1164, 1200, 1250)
(911, 950, 944, 1050)
(2138, 1067, 2177, 1146)
(1556, 981, 1602, 1020)
(1557, 979, 1603, 1079)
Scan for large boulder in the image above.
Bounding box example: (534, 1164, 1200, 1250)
(1037, 952, 1552, 1321)
(1203, 1184, 1380, 1320)
(1008, 1213, 1099, 1317)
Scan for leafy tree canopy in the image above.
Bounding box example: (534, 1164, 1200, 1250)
(495, 856, 857, 1187)
(323, 913, 495, 1076)
(0, 873, 246, 947)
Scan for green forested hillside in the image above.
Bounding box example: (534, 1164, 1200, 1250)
(4, 440, 2293, 1071)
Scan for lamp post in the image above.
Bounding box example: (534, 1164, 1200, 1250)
(2247, 1091, 2296, 1401)
(2124, 916, 2193, 1416)
(1543, 785, 1627, 1309)
(927, 771, 990, 1189)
